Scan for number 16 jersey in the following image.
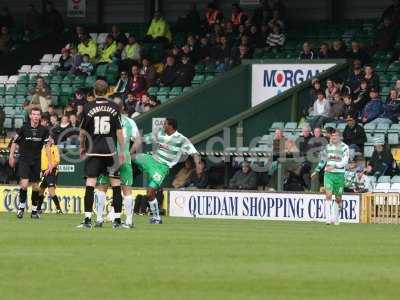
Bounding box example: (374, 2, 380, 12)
(80, 98, 122, 156)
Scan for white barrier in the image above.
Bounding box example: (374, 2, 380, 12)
(170, 190, 360, 223)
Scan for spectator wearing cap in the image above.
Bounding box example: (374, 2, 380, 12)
(318, 43, 331, 59)
(367, 141, 394, 177)
(174, 55, 195, 87)
(364, 65, 379, 91)
(78, 33, 97, 60)
(330, 40, 347, 58)
(159, 56, 178, 87)
(0, 26, 12, 54)
(353, 79, 370, 111)
(343, 115, 367, 160)
(347, 41, 371, 66)
(128, 64, 146, 98)
(308, 90, 331, 129)
(266, 25, 285, 51)
(113, 71, 129, 96)
(299, 42, 315, 60)
(98, 35, 117, 64)
(58, 48, 72, 73)
(141, 57, 157, 87)
(111, 24, 128, 45)
(368, 89, 400, 125)
(122, 34, 141, 63)
(145, 11, 172, 44)
(229, 161, 258, 190)
(360, 88, 383, 124)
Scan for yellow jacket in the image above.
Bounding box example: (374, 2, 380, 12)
(98, 41, 117, 63)
(41, 145, 60, 172)
(146, 18, 172, 41)
(78, 39, 97, 59)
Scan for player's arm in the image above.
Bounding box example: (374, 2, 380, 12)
(129, 121, 142, 156)
(9, 128, 23, 168)
(117, 128, 125, 164)
(44, 130, 53, 175)
(311, 147, 327, 178)
(79, 113, 88, 159)
(182, 137, 201, 166)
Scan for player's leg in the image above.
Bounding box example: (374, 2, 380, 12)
(110, 177, 123, 228)
(120, 163, 135, 228)
(95, 178, 109, 226)
(323, 173, 334, 225)
(48, 186, 62, 213)
(147, 187, 162, 224)
(29, 162, 42, 219)
(332, 174, 345, 225)
(37, 176, 46, 214)
(16, 161, 30, 218)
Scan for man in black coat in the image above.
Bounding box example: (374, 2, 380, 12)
(159, 55, 178, 86)
(173, 55, 195, 87)
(343, 115, 367, 159)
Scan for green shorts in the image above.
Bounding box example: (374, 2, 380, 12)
(97, 162, 133, 186)
(324, 172, 345, 196)
(133, 153, 169, 189)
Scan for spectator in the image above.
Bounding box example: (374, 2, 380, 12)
(70, 25, 86, 47)
(308, 90, 330, 129)
(69, 46, 82, 74)
(114, 71, 129, 95)
(347, 64, 364, 94)
(325, 79, 337, 101)
(214, 36, 231, 72)
(347, 41, 370, 66)
(297, 124, 313, 156)
(141, 57, 157, 87)
(346, 165, 373, 193)
(364, 65, 379, 90)
(184, 160, 208, 188)
(122, 34, 141, 65)
(98, 35, 117, 64)
(231, 3, 247, 27)
(334, 78, 351, 97)
(367, 141, 394, 177)
(68, 114, 79, 146)
(230, 43, 251, 67)
(306, 79, 323, 115)
(394, 79, 400, 95)
(369, 89, 400, 125)
(0, 26, 12, 54)
(58, 48, 72, 73)
(54, 115, 72, 146)
(50, 114, 58, 128)
(228, 161, 258, 190)
(69, 89, 86, 117)
(343, 115, 367, 159)
(330, 39, 346, 58)
(380, 0, 400, 24)
(268, 10, 285, 30)
(110, 24, 128, 45)
(77, 54, 94, 76)
(112, 42, 124, 64)
(248, 25, 264, 50)
(174, 55, 195, 87)
(172, 158, 195, 188)
(196, 36, 213, 64)
(29, 77, 52, 113)
(159, 56, 178, 86)
(307, 127, 328, 155)
(342, 95, 357, 119)
(78, 33, 97, 60)
(128, 64, 146, 97)
(328, 92, 345, 121)
(373, 18, 396, 51)
(353, 79, 370, 111)
(175, 2, 201, 34)
(360, 88, 383, 124)
(0, 7, 14, 28)
(24, 4, 41, 33)
(299, 42, 315, 60)
(124, 92, 137, 117)
(44, 2, 64, 34)
(205, 3, 223, 30)
(145, 11, 172, 44)
(318, 43, 331, 59)
(266, 25, 285, 51)
(284, 166, 307, 191)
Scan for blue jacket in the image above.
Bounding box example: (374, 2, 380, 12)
(380, 100, 400, 121)
(361, 97, 383, 122)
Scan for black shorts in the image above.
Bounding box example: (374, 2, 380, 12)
(18, 160, 41, 182)
(84, 155, 120, 178)
(40, 171, 58, 188)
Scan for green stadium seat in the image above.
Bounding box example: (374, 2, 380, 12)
(5, 85, 16, 96)
(0, 97, 5, 106)
(62, 74, 75, 85)
(374, 63, 387, 73)
(96, 64, 108, 77)
(389, 123, 400, 133)
(0, 85, 5, 96)
(73, 75, 85, 85)
(363, 143, 374, 158)
(50, 75, 63, 85)
(388, 133, 399, 145)
(363, 122, 376, 133)
(381, 86, 391, 99)
(182, 86, 192, 93)
(3, 117, 12, 129)
(85, 76, 96, 88)
(169, 87, 183, 97)
(17, 74, 29, 85)
(195, 64, 205, 74)
(157, 95, 169, 103)
(324, 122, 337, 129)
(204, 64, 216, 74)
(191, 74, 205, 85)
(205, 75, 215, 82)
(157, 87, 171, 96)
(284, 122, 297, 132)
(375, 122, 390, 133)
(269, 122, 284, 133)
(147, 86, 159, 96)
(386, 62, 400, 73)
(4, 106, 15, 116)
(16, 85, 27, 96)
(4, 97, 16, 107)
(14, 116, 24, 129)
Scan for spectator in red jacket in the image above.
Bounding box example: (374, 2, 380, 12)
(128, 64, 146, 98)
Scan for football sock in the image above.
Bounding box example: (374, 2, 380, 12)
(84, 186, 95, 219)
(31, 191, 39, 211)
(332, 201, 339, 223)
(52, 195, 61, 210)
(96, 191, 106, 222)
(324, 200, 331, 222)
(123, 195, 134, 225)
(112, 186, 122, 213)
(19, 189, 27, 209)
(37, 195, 44, 211)
(149, 198, 160, 220)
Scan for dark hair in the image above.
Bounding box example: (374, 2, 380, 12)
(166, 118, 178, 130)
(30, 107, 42, 114)
(325, 127, 336, 135)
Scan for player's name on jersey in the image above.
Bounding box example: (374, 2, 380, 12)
(57, 164, 75, 172)
(87, 105, 118, 117)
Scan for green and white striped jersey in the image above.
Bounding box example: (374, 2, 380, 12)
(144, 129, 198, 168)
(315, 142, 350, 173)
(120, 115, 139, 160)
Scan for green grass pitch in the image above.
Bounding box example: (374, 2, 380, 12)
(0, 212, 399, 300)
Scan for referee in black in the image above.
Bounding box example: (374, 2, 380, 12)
(9, 107, 53, 219)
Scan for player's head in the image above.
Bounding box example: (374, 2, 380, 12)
(94, 79, 108, 97)
(164, 118, 177, 134)
(29, 107, 42, 125)
(329, 129, 341, 144)
(113, 96, 125, 113)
